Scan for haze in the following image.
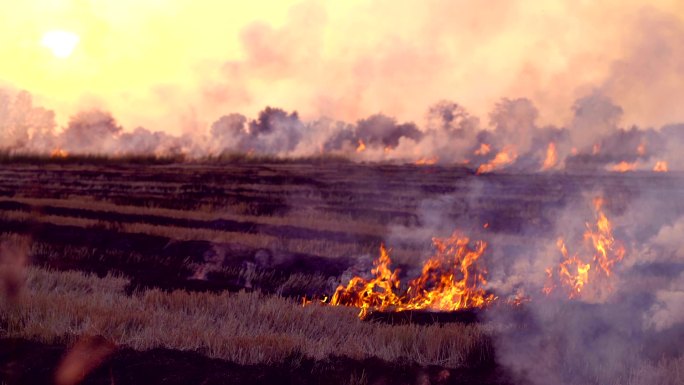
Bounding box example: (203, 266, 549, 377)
(1, 0, 683, 134)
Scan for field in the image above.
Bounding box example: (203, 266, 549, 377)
(0, 158, 683, 385)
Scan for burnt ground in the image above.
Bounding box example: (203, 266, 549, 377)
(1, 160, 684, 384)
(1, 162, 682, 298)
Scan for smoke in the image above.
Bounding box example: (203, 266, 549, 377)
(355, 114, 422, 149)
(645, 272, 684, 332)
(3, 86, 684, 176)
(569, 91, 623, 150)
(378, 173, 684, 384)
(59, 110, 122, 153)
(478, 187, 684, 384)
(0, 89, 55, 152)
(118, 127, 184, 156)
(210, 107, 305, 154)
(3, 1, 684, 139)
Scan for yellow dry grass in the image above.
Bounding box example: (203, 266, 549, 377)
(0, 266, 490, 368)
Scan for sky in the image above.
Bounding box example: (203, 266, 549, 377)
(1, 0, 684, 134)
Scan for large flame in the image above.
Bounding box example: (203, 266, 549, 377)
(541, 142, 558, 171)
(329, 233, 495, 318)
(544, 197, 625, 300)
(355, 139, 366, 153)
(403, 234, 495, 311)
(476, 147, 517, 174)
(329, 244, 402, 318)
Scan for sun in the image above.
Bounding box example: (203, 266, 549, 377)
(41, 30, 80, 59)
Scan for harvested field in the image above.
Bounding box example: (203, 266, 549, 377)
(0, 160, 683, 385)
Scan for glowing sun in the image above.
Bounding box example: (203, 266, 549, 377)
(41, 30, 80, 58)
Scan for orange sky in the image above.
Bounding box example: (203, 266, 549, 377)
(2, 0, 684, 134)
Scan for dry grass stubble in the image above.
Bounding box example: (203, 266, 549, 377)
(0, 266, 490, 367)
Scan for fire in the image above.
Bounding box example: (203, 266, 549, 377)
(592, 143, 601, 155)
(541, 142, 558, 171)
(403, 234, 495, 311)
(609, 161, 636, 172)
(355, 139, 366, 153)
(51, 148, 69, 158)
(415, 156, 438, 165)
(474, 143, 491, 156)
(543, 239, 591, 297)
(329, 233, 495, 318)
(653, 161, 668, 172)
(544, 197, 625, 299)
(329, 244, 402, 318)
(476, 148, 517, 174)
(384, 146, 393, 154)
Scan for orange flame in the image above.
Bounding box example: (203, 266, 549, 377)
(329, 233, 495, 318)
(544, 197, 625, 299)
(329, 244, 402, 318)
(476, 148, 517, 174)
(403, 234, 496, 311)
(592, 143, 601, 155)
(415, 156, 438, 165)
(474, 143, 491, 156)
(541, 142, 558, 171)
(355, 140, 366, 153)
(653, 161, 668, 172)
(609, 161, 637, 172)
(51, 148, 69, 158)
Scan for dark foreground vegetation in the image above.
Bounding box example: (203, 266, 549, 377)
(1, 338, 512, 385)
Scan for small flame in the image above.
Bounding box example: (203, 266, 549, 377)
(328, 233, 495, 318)
(474, 143, 491, 156)
(544, 197, 625, 300)
(51, 148, 69, 158)
(541, 142, 558, 171)
(592, 143, 601, 155)
(415, 156, 438, 165)
(384, 146, 393, 154)
(476, 148, 517, 174)
(356, 140, 366, 153)
(609, 161, 637, 172)
(653, 161, 668, 172)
